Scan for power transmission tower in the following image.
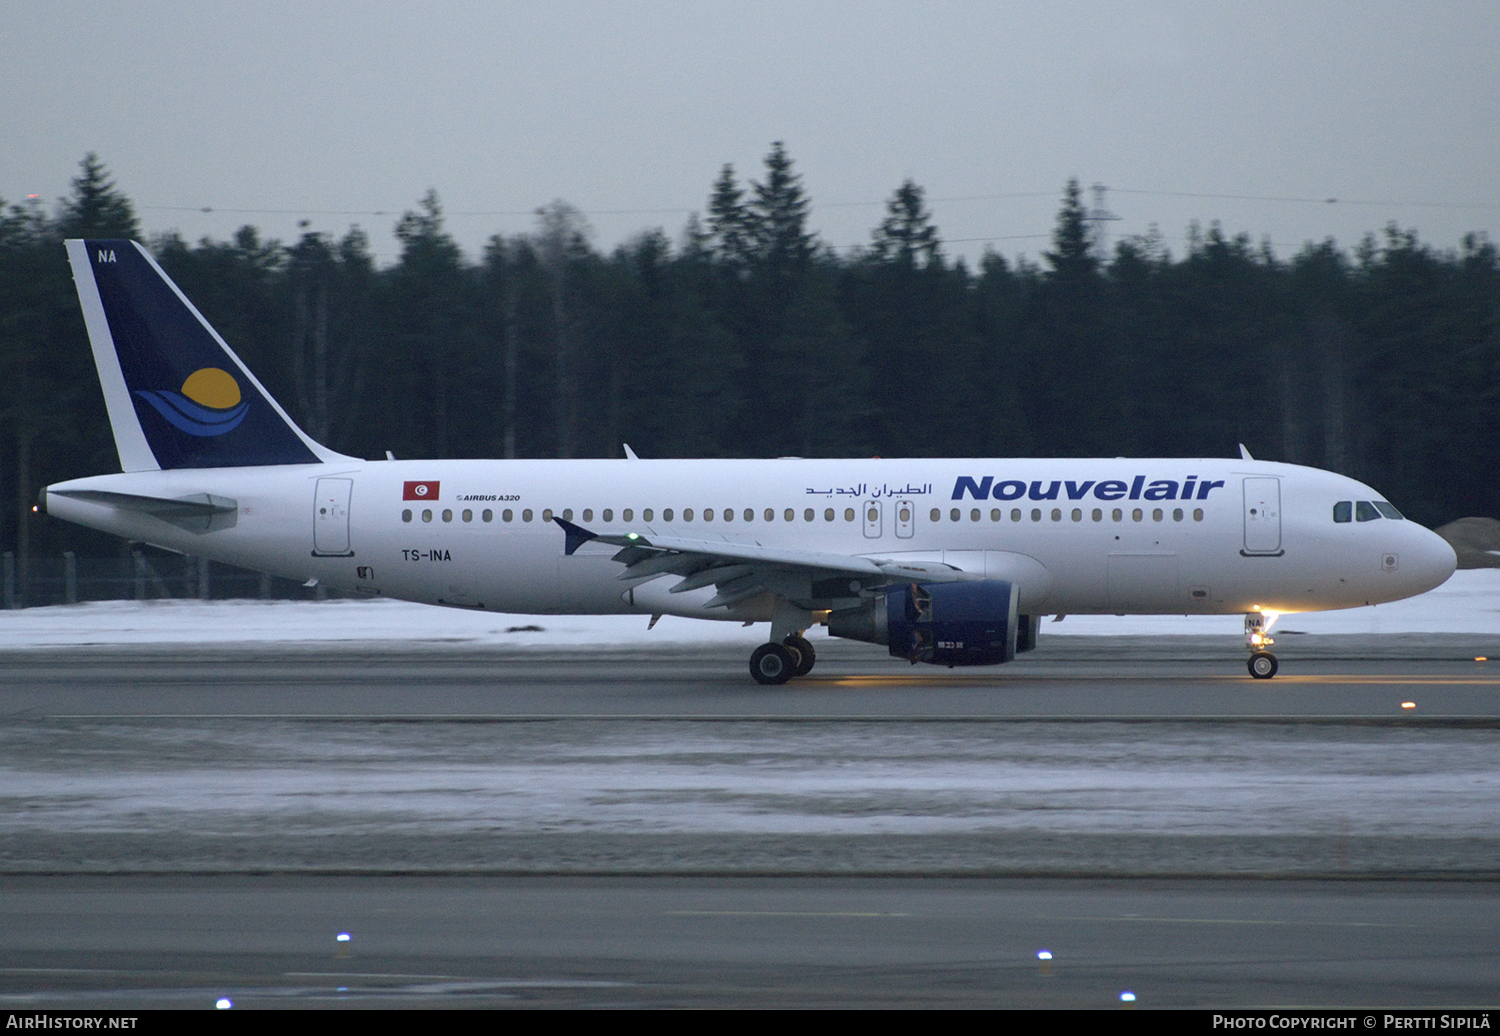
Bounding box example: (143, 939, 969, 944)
(1088, 183, 1121, 262)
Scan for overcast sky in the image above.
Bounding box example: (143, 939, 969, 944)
(5, 1, 1497, 267)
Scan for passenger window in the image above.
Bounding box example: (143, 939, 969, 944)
(502, 509, 512, 522)
(1072, 509, 1082, 522)
(603, 509, 613, 522)
(805, 508, 815, 522)
(1030, 509, 1041, 522)
(930, 508, 940, 522)
(562, 508, 573, 521)
(747, 509, 756, 522)
(1092, 508, 1102, 522)
(402, 509, 412, 523)
(583, 509, 593, 522)
(950, 508, 960, 522)
(422, 509, 433, 523)
(462, 509, 473, 523)
(784, 509, 795, 522)
(683, 508, 693, 521)
(482, 509, 493, 522)
(522, 509, 533, 522)
(704, 508, 714, 522)
(1011, 509, 1021, 522)
(1172, 508, 1183, 522)
(623, 509, 633, 522)
(991, 508, 1001, 522)
(1333, 501, 1352, 523)
(1356, 501, 1380, 522)
(845, 508, 856, 522)
(539, 509, 549, 522)
(970, 508, 980, 522)
(721, 508, 732, 522)
(662, 508, 673, 521)
(1050, 508, 1061, 522)
(824, 508, 835, 522)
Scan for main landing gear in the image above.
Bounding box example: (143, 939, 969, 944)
(749, 633, 817, 685)
(1245, 612, 1278, 679)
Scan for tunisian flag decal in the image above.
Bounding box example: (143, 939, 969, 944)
(403, 480, 440, 501)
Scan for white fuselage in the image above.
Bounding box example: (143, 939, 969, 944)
(45, 456, 1458, 623)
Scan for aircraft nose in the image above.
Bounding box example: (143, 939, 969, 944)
(1408, 523, 1457, 595)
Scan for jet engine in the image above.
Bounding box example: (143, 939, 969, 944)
(827, 580, 1029, 667)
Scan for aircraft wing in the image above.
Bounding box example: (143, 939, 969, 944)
(555, 517, 973, 609)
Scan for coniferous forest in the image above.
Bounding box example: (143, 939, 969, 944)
(3, 150, 1498, 566)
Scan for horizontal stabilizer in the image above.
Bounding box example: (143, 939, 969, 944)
(50, 489, 238, 533)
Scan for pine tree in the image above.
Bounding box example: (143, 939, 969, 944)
(748, 142, 813, 281)
(1043, 178, 1094, 285)
(58, 154, 139, 239)
(706, 165, 750, 270)
(871, 179, 940, 269)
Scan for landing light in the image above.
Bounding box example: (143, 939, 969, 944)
(1119, 991, 1136, 1003)
(1401, 701, 1416, 710)
(215, 998, 233, 1009)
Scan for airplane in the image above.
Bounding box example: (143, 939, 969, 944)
(40, 239, 1458, 683)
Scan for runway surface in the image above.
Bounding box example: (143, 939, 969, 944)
(2, 640, 1496, 877)
(2, 639, 1497, 1007)
(1, 875, 1496, 1009)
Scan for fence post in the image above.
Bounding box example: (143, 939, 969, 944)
(3, 552, 13, 610)
(133, 548, 146, 600)
(198, 556, 210, 600)
(64, 552, 77, 604)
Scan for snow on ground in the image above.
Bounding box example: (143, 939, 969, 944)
(0, 570, 1493, 650)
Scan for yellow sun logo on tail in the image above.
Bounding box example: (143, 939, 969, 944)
(180, 368, 242, 409)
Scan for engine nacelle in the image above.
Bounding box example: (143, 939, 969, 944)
(827, 580, 1021, 667)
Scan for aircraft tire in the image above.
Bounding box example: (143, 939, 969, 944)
(750, 642, 797, 685)
(1248, 651, 1279, 679)
(783, 634, 816, 676)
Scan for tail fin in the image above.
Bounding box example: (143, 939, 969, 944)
(66, 239, 342, 471)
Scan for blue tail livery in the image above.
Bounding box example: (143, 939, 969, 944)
(67, 240, 339, 470)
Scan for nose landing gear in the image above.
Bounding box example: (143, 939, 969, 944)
(1245, 612, 1278, 679)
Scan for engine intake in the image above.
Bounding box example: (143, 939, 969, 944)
(828, 580, 1021, 667)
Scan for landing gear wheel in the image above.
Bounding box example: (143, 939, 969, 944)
(1248, 651, 1279, 679)
(783, 634, 816, 676)
(750, 642, 798, 685)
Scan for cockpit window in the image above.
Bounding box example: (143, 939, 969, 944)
(1373, 500, 1405, 520)
(1355, 500, 1380, 522)
(1332, 501, 1351, 523)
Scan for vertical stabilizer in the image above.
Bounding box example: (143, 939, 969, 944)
(66, 240, 340, 470)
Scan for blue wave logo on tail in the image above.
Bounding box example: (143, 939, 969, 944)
(134, 367, 250, 437)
